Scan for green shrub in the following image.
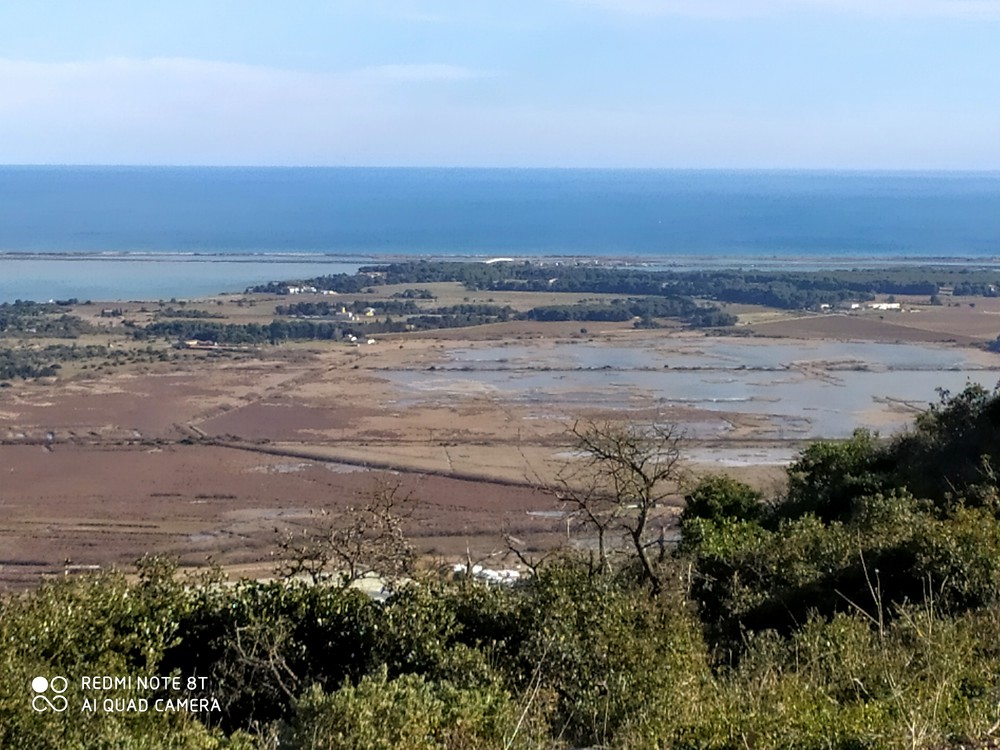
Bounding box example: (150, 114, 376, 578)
(280, 668, 532, 750)
(164, 579, 379, 732)
(685, 489, 1000, 657)
(516, 561, 709, 748)
(0, 562, 240, 750)
(682, 475, 764, 528)
(783, 429, 892, 523)
(890, 383, 1000, 506)
(632, 608, 1000, 750)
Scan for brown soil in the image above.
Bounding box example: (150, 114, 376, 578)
(2, 309, 995, 589)
(747, 312, 982, 344)
(0, 443, 561, 588)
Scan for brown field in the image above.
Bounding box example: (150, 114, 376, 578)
(0, 443, 560, 588)
(2, 293, 999, 588)
(743, 301, 1000, 345)
(746, 312, 983, 344)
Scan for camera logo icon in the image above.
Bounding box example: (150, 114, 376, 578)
(31, 676, 69, 713)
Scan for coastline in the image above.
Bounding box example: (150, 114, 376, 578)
(5, 248, 1000, 263)
(5, 251, 1000, 305)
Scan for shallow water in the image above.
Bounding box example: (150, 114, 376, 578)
(442, 340, 979, 371)
(388, 340, 999, 439)
(0, 255, 363, 303)
(686, 446, 800, 466)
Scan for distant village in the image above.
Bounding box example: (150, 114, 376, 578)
(821, 301, 903, 312)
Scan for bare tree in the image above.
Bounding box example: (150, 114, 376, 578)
(555, 420, 686, 594)
(275, 477, 416, 587)
(502, 528, 560, 578)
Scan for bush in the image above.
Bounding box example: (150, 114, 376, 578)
(281, 668, 534, 750)
(515, 562, 709, 748)
(0, 561, 239, 750)
(682, 475, 764, 529)
(164, 579, 379, 732)
(783, 429, 891, 523)
(889, 383, 1000, 508)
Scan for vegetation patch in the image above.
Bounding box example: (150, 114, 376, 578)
(5, 385, 1000, 748)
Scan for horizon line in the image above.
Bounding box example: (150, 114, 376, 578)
(3, 163, 1000, 174)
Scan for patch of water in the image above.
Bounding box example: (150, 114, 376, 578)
(687, 446, 799, 467)
(324, 462, 369, 474)
(250, 462, 311, 474)
(445, 340, 988, 371)
(387, 340, 1000, 439)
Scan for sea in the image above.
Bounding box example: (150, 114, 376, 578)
(2, 166, 999, 302)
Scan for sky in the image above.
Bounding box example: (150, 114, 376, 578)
(1, 0, 998, 168)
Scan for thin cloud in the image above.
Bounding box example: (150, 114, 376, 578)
(0, 56, 995, 168)
(572, 0, 1000, 19)
(360, 63, 488, 82)
(0, 57, 490, 165)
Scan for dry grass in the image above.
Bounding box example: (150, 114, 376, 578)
(4, 292, 998, 589)
(747, 309, 990, 345)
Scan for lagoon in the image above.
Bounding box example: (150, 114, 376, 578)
(0, 254, 363, 303)
(388, 339, 1000, 440)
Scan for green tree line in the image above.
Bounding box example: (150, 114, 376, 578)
(246, 261, 1000, 310)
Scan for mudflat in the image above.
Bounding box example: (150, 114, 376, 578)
(2, 294, 999, 587)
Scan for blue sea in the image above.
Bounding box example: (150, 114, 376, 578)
(1, 166, 999, 301)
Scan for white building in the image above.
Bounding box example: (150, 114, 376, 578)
(869, 302, 901, 311)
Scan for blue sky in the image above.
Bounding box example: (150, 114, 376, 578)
(1, 0, 998, 168)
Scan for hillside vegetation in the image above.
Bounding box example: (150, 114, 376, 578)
(4, 384, 1000, 748)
